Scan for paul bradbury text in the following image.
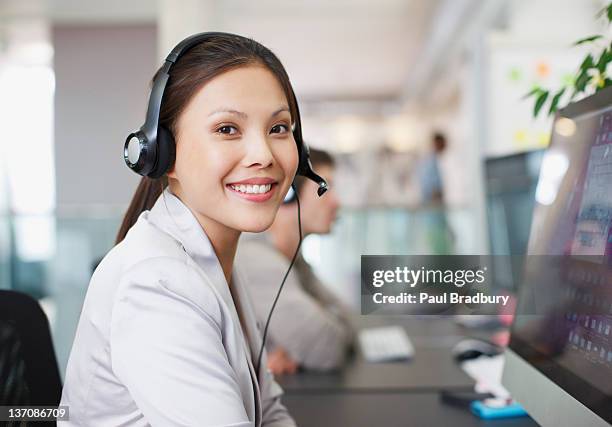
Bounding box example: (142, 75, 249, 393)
(371, 291, 510, 306)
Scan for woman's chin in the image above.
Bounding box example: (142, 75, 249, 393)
(238, 217, 275, 233)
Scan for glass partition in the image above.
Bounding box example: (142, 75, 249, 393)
(7, 204, 472, 376)
(303, 205, 474, 309)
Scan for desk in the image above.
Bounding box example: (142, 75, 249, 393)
(278, 316, 479, 393)
(282, 392, 538, 427)
(278, 316, 537, 425)
(279, 347, 474, 393)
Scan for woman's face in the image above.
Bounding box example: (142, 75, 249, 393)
(168, 64, 299, 234)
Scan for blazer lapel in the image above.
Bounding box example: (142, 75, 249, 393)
(231, 269, 264, 427)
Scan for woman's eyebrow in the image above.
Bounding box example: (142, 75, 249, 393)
(208, 109, 248, 119)
(207, 107, 290, 119)
(271, 106, 290, 117)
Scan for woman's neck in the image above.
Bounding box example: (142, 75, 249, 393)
(201, 218, 240, 286)
(168, 183, 240, 285)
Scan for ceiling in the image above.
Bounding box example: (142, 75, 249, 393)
(219, 0, 441, 102)
(0, 0, 450, 105)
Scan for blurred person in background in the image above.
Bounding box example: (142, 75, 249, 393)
(417, 132, 454, 254)
(418, 132, 447, 204)
(237, 148, 354, 374)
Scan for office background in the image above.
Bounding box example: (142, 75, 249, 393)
(0, 0, 607, 379)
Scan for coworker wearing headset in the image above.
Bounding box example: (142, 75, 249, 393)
(60, 32, 327, 426)
(237, 149, 353, 374)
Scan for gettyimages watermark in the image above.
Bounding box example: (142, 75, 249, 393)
(361, 255, 501, 315)
(361, 255, 612, 316)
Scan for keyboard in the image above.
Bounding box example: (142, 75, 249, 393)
(358, 326, 415, 362)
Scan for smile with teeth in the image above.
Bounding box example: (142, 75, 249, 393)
(229, 183, 273, 194)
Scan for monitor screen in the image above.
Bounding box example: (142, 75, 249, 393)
(485, 150, 544, 292)
(510, 91, 612, 423)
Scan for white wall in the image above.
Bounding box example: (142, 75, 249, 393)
(53, 24, 156, 210)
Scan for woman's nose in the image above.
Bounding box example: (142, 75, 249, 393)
(244, 134, 274, 169)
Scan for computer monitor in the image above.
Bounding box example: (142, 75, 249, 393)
(485, 149, 545, 292)
(502, 86, 612, 426)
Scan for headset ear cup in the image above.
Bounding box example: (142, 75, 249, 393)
(150, 125, 176, 178)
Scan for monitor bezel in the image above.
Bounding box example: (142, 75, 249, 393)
(508, 85, 612, 424)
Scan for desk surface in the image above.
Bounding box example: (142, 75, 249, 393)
(278, 316, 483, 393)
(278, 316, 538, 425)
(283, 392, 538, 427)
(278, 347, 474, 393)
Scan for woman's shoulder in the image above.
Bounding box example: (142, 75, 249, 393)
(115, 256, 222, 322)
(98, 218, 222, 322)
(95, 218, 188, 285)
(117, 214, 187, 264)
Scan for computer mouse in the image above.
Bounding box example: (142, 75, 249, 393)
(452, 338, 502, 362)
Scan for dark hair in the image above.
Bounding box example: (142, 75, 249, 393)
(432, 132, 447, 153)
(116, 33, 300, 244)
(294, 147, 335, 196)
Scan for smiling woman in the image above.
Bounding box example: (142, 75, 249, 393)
(168, 65, 297, 247)
(57, 32, 329, 427)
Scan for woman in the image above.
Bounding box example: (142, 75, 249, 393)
(60, 33, 307, 426)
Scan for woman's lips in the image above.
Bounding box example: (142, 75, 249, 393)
(228, 177, 276, 185)
(226, 182, 277, 202)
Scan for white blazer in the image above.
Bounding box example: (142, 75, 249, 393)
(60, 189, 295, 427)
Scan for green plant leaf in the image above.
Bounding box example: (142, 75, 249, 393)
(534, 90, 549, 117)
(603, 49, 612, 71)
(549, 88, 566, 115)
(574, 35, 603, 46)
(574, 69, 590, 92)
(597, 49, 611, 71)
(522, 86, 544, 100)
(579, 54, 595, 71)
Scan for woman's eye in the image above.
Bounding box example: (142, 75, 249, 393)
(270, 124, 289, 134)
(216, 125, 238, 135)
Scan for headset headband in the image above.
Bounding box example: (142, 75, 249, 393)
(142, 32, 229, 141)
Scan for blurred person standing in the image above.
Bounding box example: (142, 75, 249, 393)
(418, 132, 447, 204)
(417, 132, 454, 254)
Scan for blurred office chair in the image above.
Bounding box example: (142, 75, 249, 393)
(0, 290, 62, 406)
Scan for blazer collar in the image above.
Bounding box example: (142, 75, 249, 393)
(148, 188, 216, 261)
(147, 188, 235, 311)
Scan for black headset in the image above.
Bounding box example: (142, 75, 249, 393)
(124, 31, 328, 198)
